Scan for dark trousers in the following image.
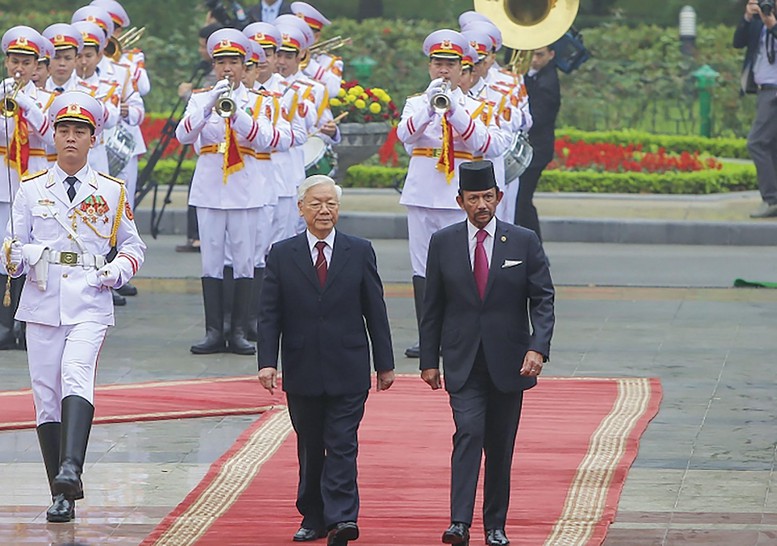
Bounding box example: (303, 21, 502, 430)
(449, 349, 524, 529)
(286, 391, 368, 530)
(514, 163, 547, 240)
(747, 90, 777, 205)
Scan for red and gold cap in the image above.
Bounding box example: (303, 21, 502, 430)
(71, 5, 115, 37)
(290, 2, 331, 31)
(276, 20, 314, 53)
(246, 40, 266, 66)
(2, 26, 44, 57)
(423, 29, 467, 60)
(243, 22, 282, 51)
(72, 21, 106, 51)
(49, 90, 105, 135)
(462, 29, 490, 60)
(207, 28, 251, 59)
(43, 23, 84, 53)
(462, 43, 478, 69)
(90, 0, 130, 29)
(461, 21, 502, 52)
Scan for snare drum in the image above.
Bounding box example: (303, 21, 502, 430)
(302, 136, 336, 177)
(104, 125, 136, 177)
(503, 132, 534, 182)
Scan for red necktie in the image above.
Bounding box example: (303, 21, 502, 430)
(315, 241, 328, 287)
(474, 229, 489, 299)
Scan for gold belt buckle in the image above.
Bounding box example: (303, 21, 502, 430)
(59, 251, 79, 266)
(431, 148, 442, 158)
(217, 142, 227, 154)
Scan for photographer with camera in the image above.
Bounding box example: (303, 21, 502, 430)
(734, 0, 777, 218)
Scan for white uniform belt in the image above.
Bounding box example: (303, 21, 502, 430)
(47, 251, 106, 269)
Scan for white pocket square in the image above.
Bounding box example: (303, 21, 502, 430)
(502, 259, 523, 268)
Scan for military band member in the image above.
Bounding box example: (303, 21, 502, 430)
(290, 1, 343, 98)
(1, 26, 55, 351)
(176, 28, 291, 356)
(43, 23, 84, 95)
(1, 91, 145, 522)
(274, 18, 340, 238)
(32, 39, 54, 89)
(397, 29, 508, 358)
(69, 21, 121, 173)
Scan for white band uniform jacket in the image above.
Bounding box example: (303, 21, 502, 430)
(0, 81, 55, 202)
(303, 51, 343, 98)
(397, 86, 509, 210)
(176, 82, 292, 210)
(10, 166, 146, 327)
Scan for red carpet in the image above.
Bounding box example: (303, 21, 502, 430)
(142, 376, 661, 546)
(0, 377, 283, 430)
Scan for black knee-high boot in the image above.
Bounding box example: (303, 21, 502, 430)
(404, 276, 426, 358)
(228, 277, 256, 355)
(191, 277, 226, 354)
(222, 265, 235, 339)
(246, 267, 263, 342)
(37, 422, 75, 522)
(10, 275, 25, 350)
(53, 396, 94, 501)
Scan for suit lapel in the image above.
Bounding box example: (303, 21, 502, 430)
(323, 232, 351, 291)
(45, 173, 71, 208)
(484, 221, 509, 301)
(291, 233, 322, 291)
(71, 172, 98, 210)
(454, 223, 480, 300)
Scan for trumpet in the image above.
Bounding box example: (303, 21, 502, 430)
(308, 35, 352, 55)
(430, 81, 451, 114)
(104, 26, 146, 62)
(215, 78, 237, 118)
(1, 73, 23, 118)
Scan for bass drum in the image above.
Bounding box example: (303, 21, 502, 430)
(104, 124, 136, 177)
(302, 135, 337, 177)
(503, 132, 534, 182)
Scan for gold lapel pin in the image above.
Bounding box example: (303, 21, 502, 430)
(501, 235, 507, 242)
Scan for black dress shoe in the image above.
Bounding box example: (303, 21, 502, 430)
(293, 527, 327, 541)
(112, 289, 127, 306)
(486, 528, 510, 546)
(116, 283, 138, 296)
(327, 521, 359, 545)
(442, 522, 469, 545)
(46, 494, 75, 523)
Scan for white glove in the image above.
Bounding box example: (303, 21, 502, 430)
(8, 88, 35, 114)
(97, 263, 121, 288)
(204, 79, 233, 112)
(424, 77, 446, 102)
(2, 239, 22, 272)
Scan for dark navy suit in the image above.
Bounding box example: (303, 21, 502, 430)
(258, 230, 393, 530)
(420, 219, 555, 530)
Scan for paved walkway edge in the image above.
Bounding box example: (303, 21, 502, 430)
(134, 210, 777, 246)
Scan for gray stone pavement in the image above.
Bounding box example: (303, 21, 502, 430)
(2, 235, 777, 544)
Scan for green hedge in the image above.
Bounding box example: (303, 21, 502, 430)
(558, 129, 750, 159)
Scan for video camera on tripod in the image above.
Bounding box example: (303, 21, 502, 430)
(204, 0, 254, 30)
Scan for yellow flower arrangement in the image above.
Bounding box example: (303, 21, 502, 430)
(329, 80, 400, 123)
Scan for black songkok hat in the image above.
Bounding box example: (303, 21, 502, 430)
(459, 160, 497, 192)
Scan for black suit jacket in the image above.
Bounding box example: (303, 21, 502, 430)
(525, 61, 561, 168)
(247, 0, 293, 22)
(258, 231, 394, 396)
(733, 16, 774, 95)
(420, 220, 555, 394)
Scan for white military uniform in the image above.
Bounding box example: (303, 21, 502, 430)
(9, 165, 145, 423)
(0, 81, 54, 262)
(303, 51, 343, 98)
(176, 82, 290, 279)
(75, 76, 122, 173)
(397, 86, 507, 276)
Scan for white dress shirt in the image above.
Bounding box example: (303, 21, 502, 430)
(306, 228, 336, 267)
(261, 0, 283, 22)
(467, 217, 496, 270)
(53, 163, 88, 196)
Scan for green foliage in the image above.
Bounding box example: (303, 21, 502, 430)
(343, 165, 405, 188)
(558, 129, 749, 158)
(138, 159, 195, 187)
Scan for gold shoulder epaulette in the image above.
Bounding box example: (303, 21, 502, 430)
(21, 170, 47, 183)
(192, 86, 212, 94)
(97, 172, 125, 184)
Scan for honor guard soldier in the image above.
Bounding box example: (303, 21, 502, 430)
(176, 28, 291, 356)
(1, 26, 56, 350)
(274, 17, 340, 238)
(290, 1, 343, 98)
(69, 21, 121, 173)
(33, 39, 54, 90)
(1, 91, 145, 523)
(397, 29, 508, 358)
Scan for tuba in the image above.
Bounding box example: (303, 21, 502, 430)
(473, 0, 579, 51)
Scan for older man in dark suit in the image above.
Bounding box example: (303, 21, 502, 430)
(247, 0, 293, 23)
(258, 175, 395, 546)
(420, 160, 555, 546)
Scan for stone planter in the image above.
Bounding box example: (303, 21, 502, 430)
(332, 122, 391, 181)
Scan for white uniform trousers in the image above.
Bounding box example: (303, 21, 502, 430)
(223, 206, 274, 269)
(0, 202, 9, 275)
(197, 207, 260, 279)
(406, 205, 466, 277)
(273, 196, 299, 242)
(88, 144, 110, 174)
(496, 177, 521, 225)
(118, 155, 139, 208)
(27, 321, 109, 425)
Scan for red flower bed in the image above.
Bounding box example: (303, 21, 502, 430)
(549, 137, 723, 173)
